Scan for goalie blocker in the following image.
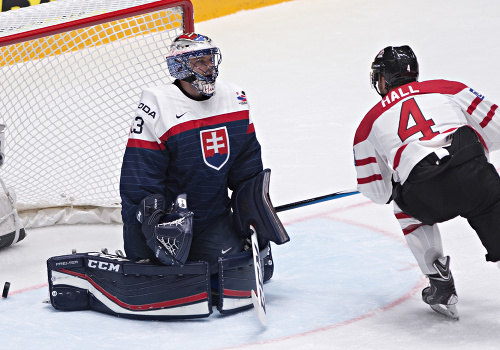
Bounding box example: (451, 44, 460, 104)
(232, 168, 290, 246)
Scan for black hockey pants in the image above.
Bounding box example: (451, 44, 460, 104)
(393, 126, 500, 262)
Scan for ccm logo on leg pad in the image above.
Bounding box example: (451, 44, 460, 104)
(87, 259, 121, 272)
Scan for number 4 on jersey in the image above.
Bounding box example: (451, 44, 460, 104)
(398, 98, 439, 141)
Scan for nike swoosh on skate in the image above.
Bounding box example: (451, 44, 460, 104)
(176, 112, 187, 119)
(221, 247, 232, 254)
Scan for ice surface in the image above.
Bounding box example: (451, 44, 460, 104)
(2, 0, 500, 349)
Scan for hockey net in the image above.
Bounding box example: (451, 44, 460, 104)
(0, 0, 194, 228)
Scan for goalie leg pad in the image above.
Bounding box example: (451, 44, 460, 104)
(0, 228, 26, 249)
(47, 252, 212, 320)
(0, 182, 26, 249)
(232, 169, 290, 245)
(263, 243, 274, 283)
(217, 245, 270, 314)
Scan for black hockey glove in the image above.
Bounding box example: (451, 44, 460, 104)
(232, 169, 289, 246)
(136, 194, 194, 266)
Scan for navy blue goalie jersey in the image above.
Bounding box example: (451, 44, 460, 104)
(120, 79, 263, 239)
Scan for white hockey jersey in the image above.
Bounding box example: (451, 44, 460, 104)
(354, 80, 500, 204)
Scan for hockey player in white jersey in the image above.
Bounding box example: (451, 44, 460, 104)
(353, 45, 500, 319)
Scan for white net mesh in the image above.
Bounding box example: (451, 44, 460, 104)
(0, 0, 191, 225)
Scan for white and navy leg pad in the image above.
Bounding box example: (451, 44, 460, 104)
(47, 252, 212, 320)
(217, 245, 269, 314)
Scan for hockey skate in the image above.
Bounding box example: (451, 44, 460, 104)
(422, 256, 459, 320)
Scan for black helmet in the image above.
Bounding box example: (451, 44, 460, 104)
(371, 45, 419, 96)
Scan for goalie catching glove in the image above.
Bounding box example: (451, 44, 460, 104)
(136, 193, 193, 266)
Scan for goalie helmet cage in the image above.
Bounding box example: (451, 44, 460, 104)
(0, 0, 194, 228)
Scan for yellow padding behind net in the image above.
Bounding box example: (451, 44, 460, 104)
(1, 9, 182, 66)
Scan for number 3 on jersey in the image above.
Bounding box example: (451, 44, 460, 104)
(398, 98, 439, 141)
(132, 116, 144, 134)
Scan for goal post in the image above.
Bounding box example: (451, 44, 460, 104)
(0, 0, 194, 228)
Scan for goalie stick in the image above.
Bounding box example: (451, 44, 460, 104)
(249, 224, 267, 327)
(274, 189, 360, 213)
(243, 188, 359, 326)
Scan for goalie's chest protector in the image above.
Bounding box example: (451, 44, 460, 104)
(157, 81, 251, 171)
(129, 80, 256, 213)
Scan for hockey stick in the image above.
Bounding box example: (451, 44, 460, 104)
(249, 224, 267, 327)
(274, 189, 360, 213)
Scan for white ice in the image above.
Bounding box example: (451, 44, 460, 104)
(3, 0, 500, 349)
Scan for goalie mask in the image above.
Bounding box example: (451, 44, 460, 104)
(370, 45, 419, 97)
(166, 33, 222, 96)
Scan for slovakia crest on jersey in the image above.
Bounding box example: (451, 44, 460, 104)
(200, 126, 230, 170)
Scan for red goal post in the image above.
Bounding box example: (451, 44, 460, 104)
(0, 0, 194, 228)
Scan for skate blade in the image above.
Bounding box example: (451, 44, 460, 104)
(430, 303, 459, 320)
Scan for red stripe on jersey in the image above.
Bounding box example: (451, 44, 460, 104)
(443, 127, 458, 134)
(126, 138, 165, 150)
(160, 110, 250, 142)
(393, 144, 408, 170)
(480, 104, 498, 128)
(247, 123, 255, 134)
(467, 96, 483, 115)
(354, 80, 467, 145)
(395, 212, 412, 219)
(357, 174, 383, 184)
(355, 157, 377, 166)
(402, 223, 424, 235)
